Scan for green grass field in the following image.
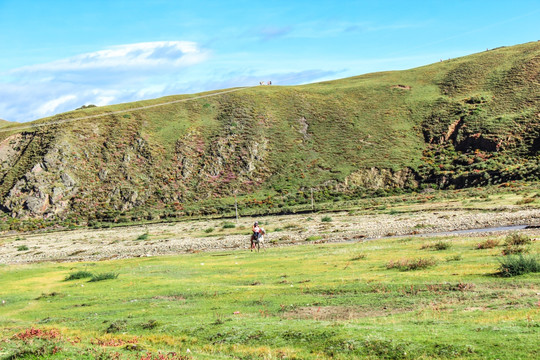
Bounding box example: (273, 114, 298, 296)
(1, 230, 538, 359)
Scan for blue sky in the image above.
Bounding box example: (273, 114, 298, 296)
(0, 0, 539, 123)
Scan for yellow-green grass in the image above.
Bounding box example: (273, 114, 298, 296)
(0, 232, 538, 359)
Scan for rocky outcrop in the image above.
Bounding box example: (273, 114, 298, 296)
(345, 168, 418, 190)
(0, 133, 77, 218)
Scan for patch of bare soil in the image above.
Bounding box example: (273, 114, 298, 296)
(283, 306, 410, 320)
(391, 84, 411, 90)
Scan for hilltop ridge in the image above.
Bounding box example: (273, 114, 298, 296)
(0, 41, 538, 228)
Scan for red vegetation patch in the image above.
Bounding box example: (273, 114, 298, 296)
(139, 352, 191, 360)
(12, 327, 61, 341)
(91, 336, 139, 347)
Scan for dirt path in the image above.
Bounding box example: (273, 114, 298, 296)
(1, 208, 539, 264)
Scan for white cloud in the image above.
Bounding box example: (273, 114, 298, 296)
(0, 41, 211, 122)
(13, 41, 209, 73)
(35, 94, 78, 117)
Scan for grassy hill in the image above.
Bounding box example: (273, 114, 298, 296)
(0, 41, 539, 227)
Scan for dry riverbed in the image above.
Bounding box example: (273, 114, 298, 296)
(1, 207, 539, 264)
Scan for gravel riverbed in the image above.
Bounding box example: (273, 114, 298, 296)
(1, 208, 539, 264)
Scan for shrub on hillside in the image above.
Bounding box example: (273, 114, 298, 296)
(421, 240, 452, 251)
(501, 245, 529, 255)
(501, 232, 531, 255)
(386, 257, 437, 271)
(445, 254, 463, 262)
(65, 271, 93, 281)
(321, 216, 332, 222)
(497, 254, 540, 277)
(476, 239, 499, 249)
(504, 232, 531, 246)
(89, 273, 118, 282)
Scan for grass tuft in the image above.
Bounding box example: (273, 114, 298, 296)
(386, 257, 438, 271)
(421, 240, 451, 251)
(105, 320, 126, 333)
(89, 272, 119, 282)
(321, 216, 332, 222)
(445, 254, 463, 262)
(140, 319, 159, 330)
(17, 245, 29, 251)
(65, 271, 93, 281)
(136, 232, 149, 241)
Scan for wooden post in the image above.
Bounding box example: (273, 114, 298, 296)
(234, 191, 239, 223)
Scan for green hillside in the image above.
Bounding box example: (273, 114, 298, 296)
(0, 41, 539, 227)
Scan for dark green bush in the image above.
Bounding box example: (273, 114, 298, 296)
(17, 245, 29, 251)
(321, 216, 332, 222)
(65, 271, 93, 281)
(89, 272, 119, 282)
(497, 254, 540, 277)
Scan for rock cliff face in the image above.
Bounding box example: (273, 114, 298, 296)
(345, 168, 418, 190)
(0, 132, 77, 218)
(0, 42, 538, 222)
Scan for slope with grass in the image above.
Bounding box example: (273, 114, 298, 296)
(0, 231, 538, 359)
(0, 42, 539, 226)
(0, 119, 12, 128)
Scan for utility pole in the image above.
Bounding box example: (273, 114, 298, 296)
(234, 191, 239, 223)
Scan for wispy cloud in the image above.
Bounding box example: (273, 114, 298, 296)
(0, 41, 211, 122)
(258, 26, 293, 41)
(13, 41, 208, 73)
(276, 20, 429, 39)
